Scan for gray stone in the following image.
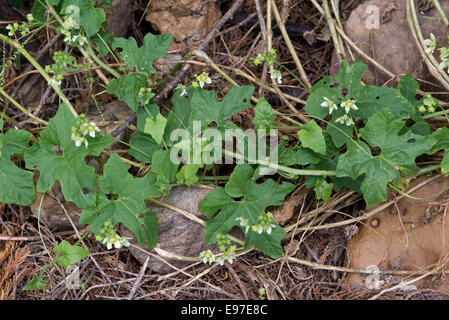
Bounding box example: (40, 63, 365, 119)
(119, 186, 212, 274)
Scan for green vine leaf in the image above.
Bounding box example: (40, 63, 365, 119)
(199, 164, 294, 258)
(191, 86, 254, 128)
(112, 33, 172, 75)
(298, 119, 326, 155)
(107, 73, 147, 112)
(24, 104, 114, 208)
(336, 109, 435, 207)
(79, 154, 161, 247)
(144, 113, 167, 145)
(54, 240, 89, 268)
(60, 0, 106, 37)
(252, 97, 275, 130)
(306, 60, 415, 147)
(0, 129, 36, 206)
(22, 275, 47, 291)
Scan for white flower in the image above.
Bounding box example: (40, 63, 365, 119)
(199, 250, 215, 264)
(335, 114, 354, 126)
(47, 78, 62, 87)
(266, 224, 276, 235)
(321, 97, 338, 115)
(236, 217, 250, 233)
(216, 250, 236, 266)
(80, 121, 100, 138)
(340, 99, 358, 113)
(63, 17, 77, 30)
(6, 24, 15, 37)
(176, 84, 187, 97)
(195, 72, 212, 88)
(102, 235, 131, 250)
(424, 33, 436, 54)
(73, 35, 87, 46)
(439, 59, 448, 71)
(26, 14, 34, 23)
(62, 29, 72, 43)
(269, 69, 282, 84)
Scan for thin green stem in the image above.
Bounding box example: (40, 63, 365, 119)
(0, 87, 48, 125)
(86, 40, 121, 80)
(222, 149, 336, 176)
(423, 108, 449, 119)
(0, 34, 78, 117)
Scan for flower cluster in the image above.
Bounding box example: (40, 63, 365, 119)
(236, 212, 277, 236)
(6, 14, 34, 37)
(137, 87, 154, 105)
(253, 49, 277, 66)
(198, 234, 237, 266)
(45, 51, 82, 87)
(58, 16, 87, 46)
(418, 94, 439, 113)
(71, 114, 100, 148)
(321, 97, 357, 126)
(95, 221, 131, 250)
(252, 212, 276, 235)
(424, 33, 449, 73)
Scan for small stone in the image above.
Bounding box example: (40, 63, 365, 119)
(119, 186, 212, 274)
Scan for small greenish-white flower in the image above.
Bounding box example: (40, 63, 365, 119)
(26, 14, 34, 23)
(102, 235, 131, 250)
(47, 77, 62, 87)
(73, 34, 87, 46)
(424, 33, 437, 54)
(72, 133, 88, 148)
(418, 105, 427, 113)
(62, 29, 72, 43)
(216, 245, 236, 265)
(63, 17, 77, 30)
(195, 72, 212, 88)
(176, 84, 187, 97)
(439, 48, 449, 71)
(6, 23, 19, 36)
(199, 250, 216, 264)
(335, 114, 354, 126)
(236, 217, 250, 233)
(80, 121, 100, 138)
(321, 97, 338, 115)
(258, 287, 266, 299)
(428, 106, 435, 113)
(269, 69, 282, 84)
(340, 98, 358, 113)
(191, 81, 200, 88)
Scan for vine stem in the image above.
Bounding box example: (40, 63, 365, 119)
(0, 34, 78, 117)
(222, 149, 336, 176)
(269, 0, 311, 92)
(44, 0, 111, 87)
(0, 87, 48, 125)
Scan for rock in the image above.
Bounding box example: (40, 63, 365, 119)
(345, 175, 449, 291)
(30, 186, 81, 230)
(104, 0, 133, 38)
(119, 186, 212, 274)
(344, 0, 449, 86)
(145, 0, 221, 50)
